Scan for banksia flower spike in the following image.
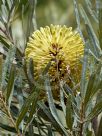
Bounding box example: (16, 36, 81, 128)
(25, 24, 84, 99)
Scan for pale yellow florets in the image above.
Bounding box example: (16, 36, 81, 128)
(25, 24, 84, 96)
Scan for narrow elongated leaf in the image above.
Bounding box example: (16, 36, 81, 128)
(38, 101, 67, 135)
(32, 0, 37, 30)
(86, 24, 99, 58)
(84, 63, 102, 109)
(42, 61, 51, 76)
(16, 91, 36, 130)
(85, 100, 102, 121)
(6, 0, 12, 10)
(80, 47, 88, 98)
(84, 72, 96, 108)
(0, 35, 10, 49)
(25, 88, 40, 130)
(1, 46, 16, 88)
(85, 0, 98, 23)
(44, 74, 71, 136)
(28, 124, 34, 136)
(25, 0, 35, 38)
(28, 58, 34, 86)
(47, 125, 53, 136)
(89, 71, 102, 97)
(6, 64, 15, 105)
(79, 4, 100, 51)
(63, 83, 73, 95)
(73, 0, 85, 42)
(0, 55, 3, 85)
(1, 4, 8, 23)
(16, 75, 23, 109)
(61, 81, 79, 118)
(66, 95, 73, 131)
(44, 74, 60, 121)
(60, 82, 66, 116)
(0, 123, 17, 133)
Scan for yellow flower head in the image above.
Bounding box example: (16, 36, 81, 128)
(25, 24, 84, 97)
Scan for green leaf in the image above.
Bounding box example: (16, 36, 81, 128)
(0, 55, 3, 85)
(73, 0, 84, 42)
(16, 75, 23, 110)
(44, 74, 62, 121)
(66, 95, 73, 131)
(0, 35, 10, 49)
(1, 3, 8, 23)
(1, 46, 16, 89)
(79, 4, 100, 52)
(16, 91, 36, 130)
(85, 100, 102, 121)
(84, 63, 102, 110)
(80, 47, 88, 98)
(28, 124, 34, 136)
(6, 0, 12, 11)
(6, 64, 15, 106)
(28, 58, 34, 86)
(86, 24, 100, 58)
(84, 72, 96, 108)
(25, 89, 40, 130)
(42, 61, 51, 76)
(63, 82, 73, 95)
(60, 82, 66, 116)
(0, 123, 17, 133)
(38, 101, 67, 135)
(47, 125, 53, 136)
(85, 0, 98, 23)
(44, 74, 71, 136)
(24, 0, 36, 38)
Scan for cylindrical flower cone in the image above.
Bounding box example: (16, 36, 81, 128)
(25, 24, 84, 100)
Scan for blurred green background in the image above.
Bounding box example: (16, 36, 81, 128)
(36, 0, 97, 31)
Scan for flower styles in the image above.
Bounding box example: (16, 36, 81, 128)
(25, 24, 84, 99)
